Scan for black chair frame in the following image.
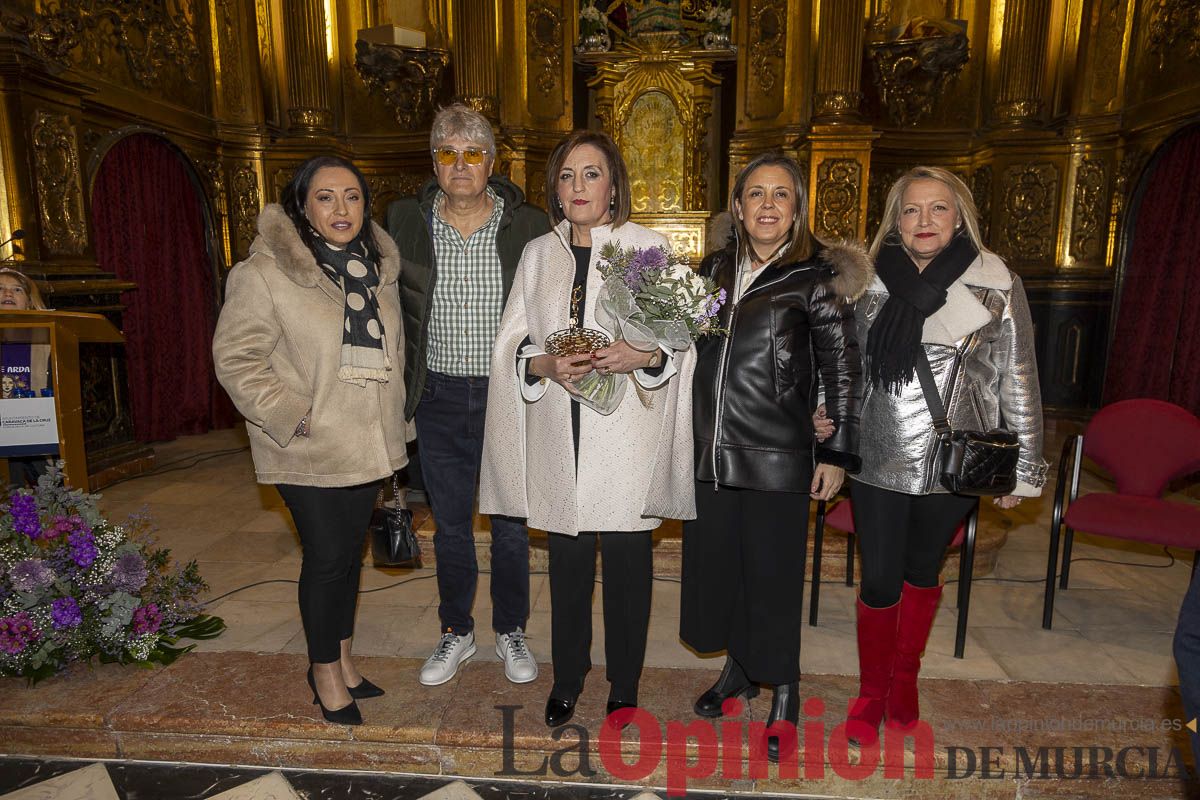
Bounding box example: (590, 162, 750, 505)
(1043, 432, 1199, 630)
(1042, 433, 1083, 630)
(809, 497, 980, 659)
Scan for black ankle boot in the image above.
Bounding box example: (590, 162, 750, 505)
(606, 685, 638, 728)
(766, 681, 799, 763)
(544, 695, 577, 728)
(694, 657, 759, 718)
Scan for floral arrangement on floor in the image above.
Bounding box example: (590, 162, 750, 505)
(0, 466, 224, 684)
(571, 242, 727, 413)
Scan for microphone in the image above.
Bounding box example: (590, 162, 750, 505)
(0, 228, 25, 257)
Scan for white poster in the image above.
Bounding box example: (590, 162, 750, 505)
(0, 396, 59, 456)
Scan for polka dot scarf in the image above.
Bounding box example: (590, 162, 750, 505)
(312, 229, 391, 386)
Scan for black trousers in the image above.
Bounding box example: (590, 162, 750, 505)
(680, 481, 811, 686)
(548, 530, 652, 701)
(277, 481, 381, 663)
(849, 480, 977, 608)
(1173, 565, 1200, 776)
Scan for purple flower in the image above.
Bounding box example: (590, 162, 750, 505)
(69, 530, 97, 569)
(622, 246, 668, 291)
(9, 559, 54, 593)
(0, 611, 40, 655)
(131, 603, 162, 636)
(46, 548, 79, 581)
(110, 552, 147, 593)
(48, 514, 91, 541)
(630, 246, 667, 272)
(51, 597, 82, 629)
(9, 494, 41, 539)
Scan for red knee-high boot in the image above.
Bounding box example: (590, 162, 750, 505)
(885, 582, 942, 731)
(845, 598, 899, 747)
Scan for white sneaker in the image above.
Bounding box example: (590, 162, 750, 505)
(419, 631, 476, 686)
(496, 628, 538, 684)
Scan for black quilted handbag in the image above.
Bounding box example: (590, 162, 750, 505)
(369, 474, 420, 566)
(916, 350, 1019, 497)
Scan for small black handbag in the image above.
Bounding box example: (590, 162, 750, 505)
(369, 474, 420, 566)
(915, 348, 1019, 497)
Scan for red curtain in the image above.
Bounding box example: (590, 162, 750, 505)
(91, 133, 237, 441)
(1105, 126, 1200, 415)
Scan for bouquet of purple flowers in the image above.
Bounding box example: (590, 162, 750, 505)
(571, 242, 727, 413)
(0, 466, 224, 684)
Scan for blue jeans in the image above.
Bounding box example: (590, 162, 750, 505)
(415, 370, 529, 636)
(1174, 564, 1200, 777)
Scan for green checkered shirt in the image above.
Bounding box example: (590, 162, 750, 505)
(427, 188, 506, 376)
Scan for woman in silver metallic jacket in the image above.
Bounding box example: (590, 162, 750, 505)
(843, 167, 1048, 747)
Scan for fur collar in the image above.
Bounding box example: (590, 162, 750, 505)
(864, 250, 1013, 345)
(818, 240, 875, 303)
(250, 204, 401, 289)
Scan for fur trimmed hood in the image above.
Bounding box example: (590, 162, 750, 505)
(250, 204, 401, 289)
(818, 239, 875, 304)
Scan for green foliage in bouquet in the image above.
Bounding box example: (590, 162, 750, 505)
(0, 466, 225, 684)
(594, 241, 728, 341)
(566, 242, 729, 414)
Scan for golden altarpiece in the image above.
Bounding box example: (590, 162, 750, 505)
(1, 0, 1200, 477)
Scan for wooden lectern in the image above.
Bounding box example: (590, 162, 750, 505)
(0, 311, 123, 491)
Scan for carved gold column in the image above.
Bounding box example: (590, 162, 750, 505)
(805, 0, 875, 241)
(495, 0, 573, 207)
(449, 0, 500, 117)
(728, 0, 811, 177)
(283, 0, 334, 132)
(992, 0, 1053, 125)
(812, 0, 864, 121)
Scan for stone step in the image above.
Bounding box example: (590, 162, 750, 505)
(2, 651, 1191, 799)
(399, 502, 1005, 582)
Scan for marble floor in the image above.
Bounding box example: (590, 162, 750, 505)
(0, 757, 689, 800)
(89, 421, 1197, 690)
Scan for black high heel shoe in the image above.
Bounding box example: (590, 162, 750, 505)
(347, 676, 385, 699)
(694, 657, 759, 718)
(765, 681, 799, 763)
(308, 666, 363, 725)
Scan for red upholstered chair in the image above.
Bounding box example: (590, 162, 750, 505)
(809, 497, 979, 658)
(1043, 399, 1200, 629)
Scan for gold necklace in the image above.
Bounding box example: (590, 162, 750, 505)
(568, 284, 583, 328)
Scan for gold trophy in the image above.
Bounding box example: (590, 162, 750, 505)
(544, 284, 611, 356)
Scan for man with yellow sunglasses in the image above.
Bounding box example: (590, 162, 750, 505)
(388, 103, 550, 688)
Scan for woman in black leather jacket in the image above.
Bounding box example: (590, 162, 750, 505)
(680, 152, 872, 762)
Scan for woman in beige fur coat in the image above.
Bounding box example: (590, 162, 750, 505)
(213, 156, 407, 727)
(479, 131, 695, 729)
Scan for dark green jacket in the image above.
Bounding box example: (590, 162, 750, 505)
(387, 175, 550, 420)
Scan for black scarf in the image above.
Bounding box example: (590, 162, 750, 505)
(865, 231, 978, 393)
(310, 229, 390, 385)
